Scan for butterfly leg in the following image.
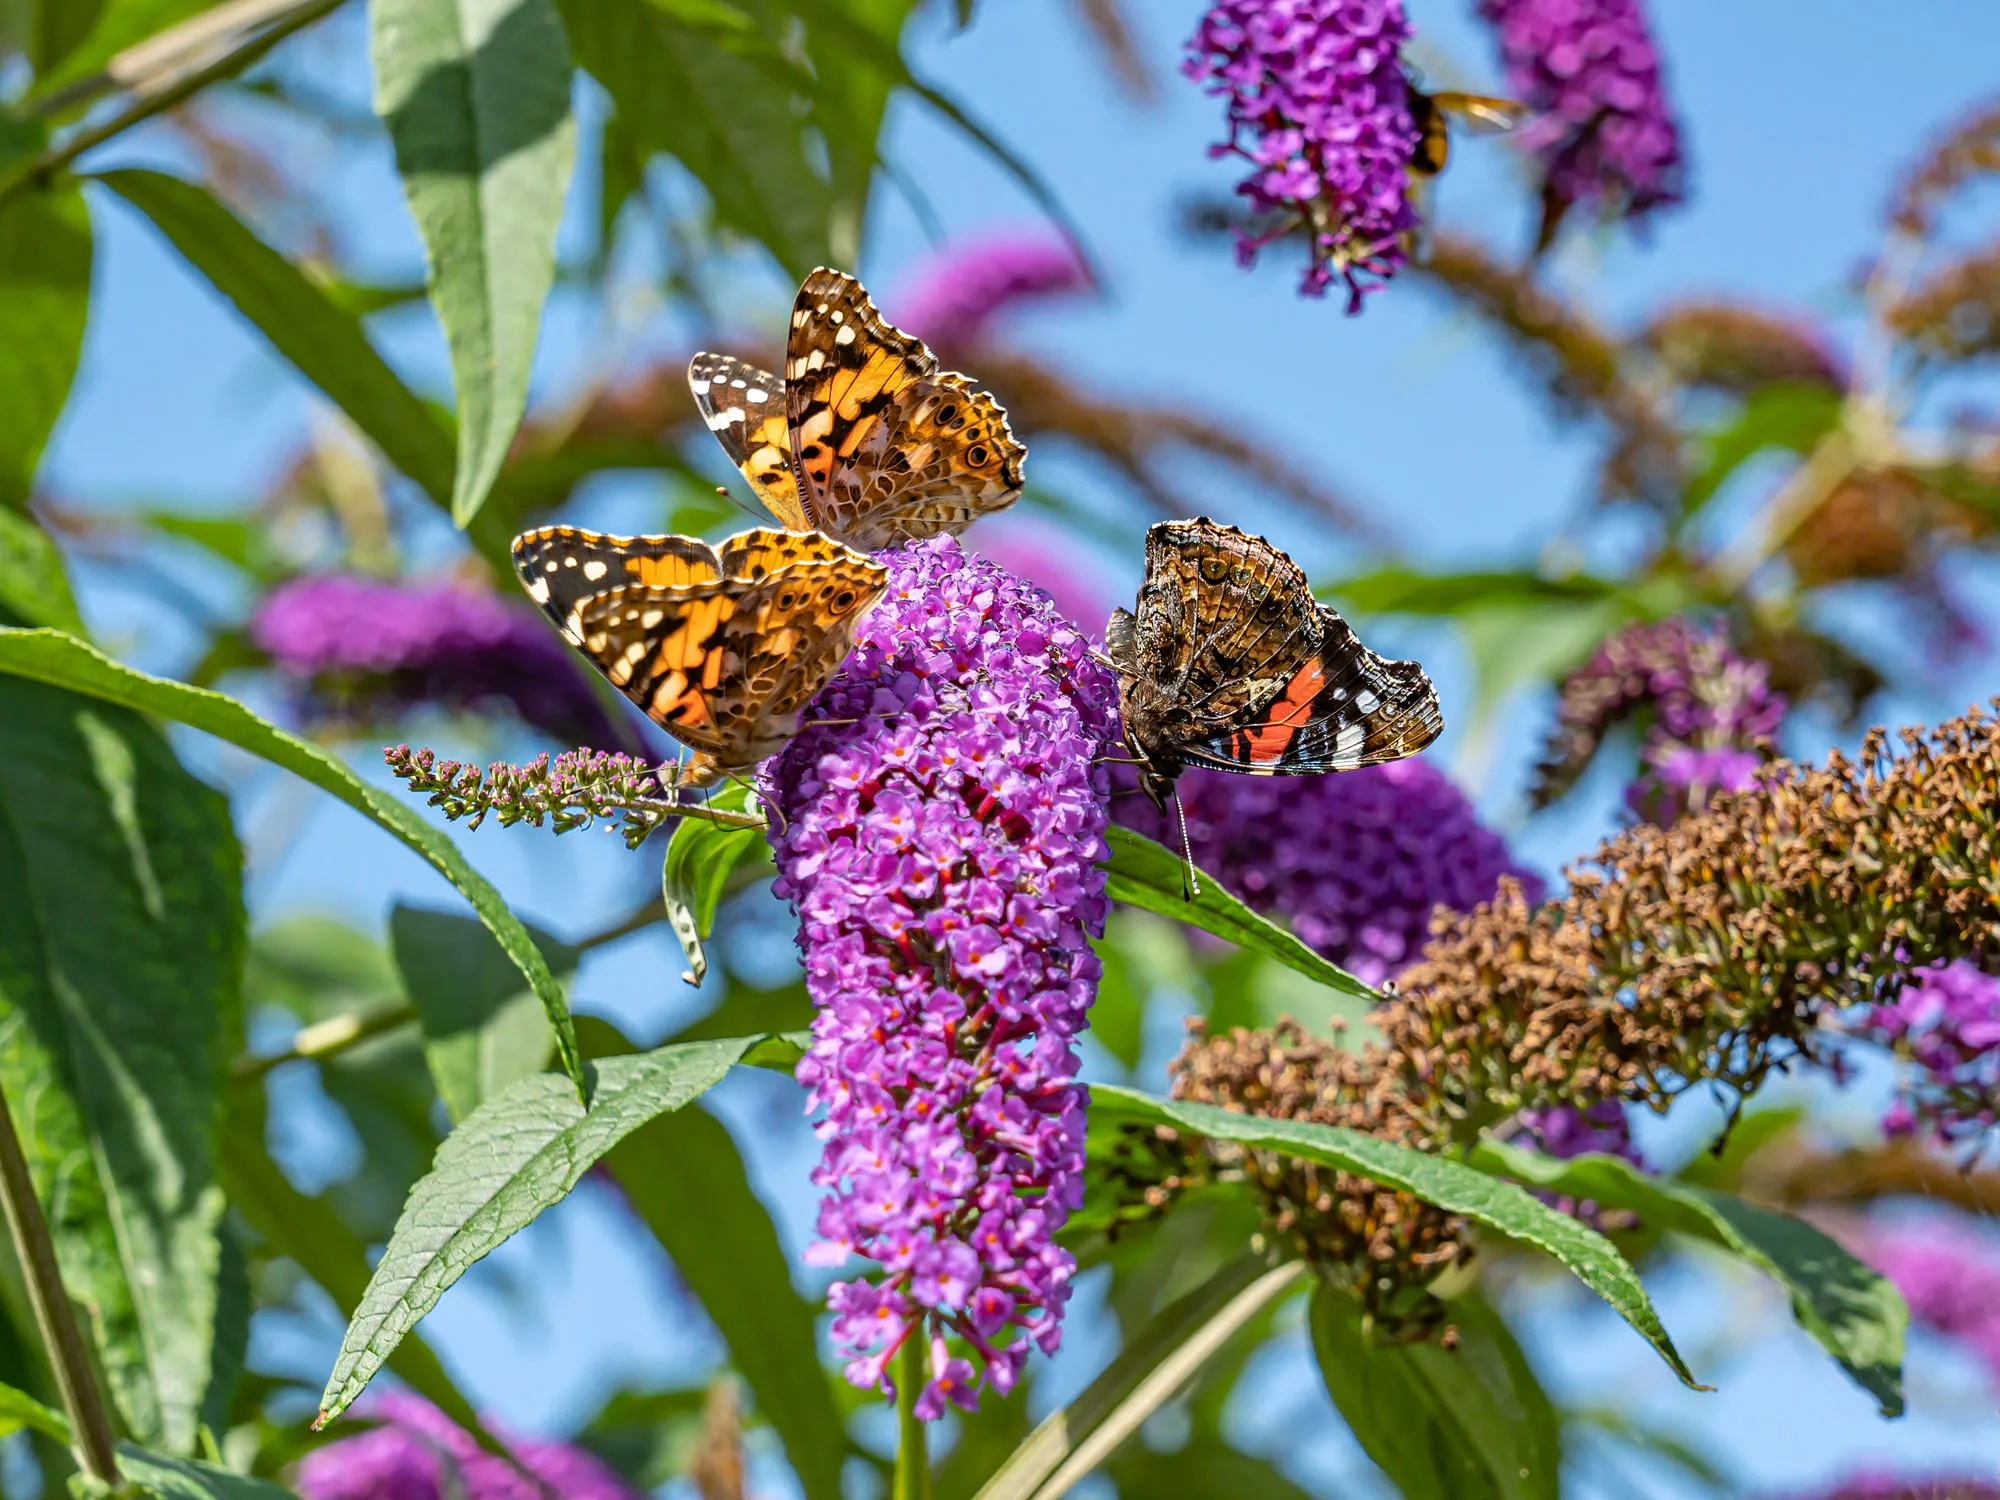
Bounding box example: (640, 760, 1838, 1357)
(730, 773, 787, 835)
(1173, 787, 1202, 902)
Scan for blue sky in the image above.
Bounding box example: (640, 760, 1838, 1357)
(36, 0, 2000, 1494)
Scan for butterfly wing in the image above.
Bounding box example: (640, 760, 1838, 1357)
(785, 268, 1023, 549)
(687, 352, 811, 531)
(551, 528, 886, 772)
(1177, 605, 1443, 774)
(512, 525, 722, 628)
(1126, 519, 1323, 736)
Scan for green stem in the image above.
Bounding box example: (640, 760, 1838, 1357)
(0, 1083, 121, 1484)
(0, 0, 344, 208)
(893, 1335, 929, 1500)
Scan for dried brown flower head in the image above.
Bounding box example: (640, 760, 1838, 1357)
(1889, 245, 2000, 366)
(1639, 302, 1845, 395)
(1889, 96, 2000, 240)
(1786, 467, 1979, 587)
(1167, 1018, 1469, 1335)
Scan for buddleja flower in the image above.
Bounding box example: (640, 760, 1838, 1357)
(253, 574, 623, 749)
(1863, 1220, 2000, 1385)
(1850, 960, 2000, 1150)
(1476, 0, 1685, 235)
(767, 536, 1116, 1418)
(296, 1392, 642, 1500)
(893, 235, 1090, 358)
(1116, 759, 1540, 986)
(1786, 1476, 2000, 1500)
(1534, 617, 1786, 816)
(1185, 0, 1422, 309)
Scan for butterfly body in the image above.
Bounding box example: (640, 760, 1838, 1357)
(689, 269, 1024, 551)
(1108, 520, 1443, 810)
(512, 524, 888, 786)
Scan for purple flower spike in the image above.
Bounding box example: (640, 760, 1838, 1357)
(1116, 759, 1540, 986)
(1184, 0, 1422, 309)
(252, 574, 624, 749)
(767, 536, 1117, 1417)
(1850, 960, 2000, 1150)
(296, 1391, 643, 1500)
(893, 235, 1091, 357)
(1863, 1219, 2000, 1385)
(1476, 0, 1686, 232)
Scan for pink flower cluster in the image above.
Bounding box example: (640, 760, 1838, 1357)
(767, 537, 1117, 1417)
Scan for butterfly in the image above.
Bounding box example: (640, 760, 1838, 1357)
(511, 524, 887, 788)
(1106, 519, 1443, 812)
(687, 268, 1026, 551)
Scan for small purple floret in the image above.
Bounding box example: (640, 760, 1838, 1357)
(1852, 959, 2000, 1150)
(1184, 0, 1422, 309)
(1116, 758, 1540, 986)
(295, 1392, 642, 1500)
(1476, 0, 1685, 228)
(252, 574, 621, 748)
(767, 536, 1117, 1417)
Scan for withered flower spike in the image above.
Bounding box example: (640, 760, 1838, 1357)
(1888, 95, 2000, 241)
(1888, 244, 2000, 367)
(382, 744, 719, 848)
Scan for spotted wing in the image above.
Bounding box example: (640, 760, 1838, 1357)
(785, 268, 1023, 548)
(1177, 605, 1443, 774)
(563, 530, 886, 771)
(1124, 518, 1322, 739)
(511, 525, 722, 626)
(687, 352, 811, 531)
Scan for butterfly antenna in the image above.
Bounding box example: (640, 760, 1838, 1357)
(1174, 786, 1201, 902)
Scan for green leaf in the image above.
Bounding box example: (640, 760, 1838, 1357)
(0, 1378, 69, 1443)
(579, 1017, 845, 1500)
(0, 509, 86, 634)
(0, 626, 584, 1099)
(660, 781, 764, 987)
(1470, 1139, 1906, 1415)
(1319, 568, 1624, 616)
(975, 1255, 1308, 1500)
(0, 680, 244, 1454)
(93, 170, 456, 508)
(1103, 825, 1377, 1004)
(115, 1443, 302, 1499)
(1685, 383, 1844, 515)
(1088, 1087, 1702, 1389)
(390, 905, 574, 1123)
(373, 0, 578, 527)
(0, 183, 91, 509)
(559, 0, 837, 276)
(219, 1093, 486, 1436)
(1104, 1440, 1317, 1500)
(27, 0, 212, 99)
(316, 1033, 769, 1426)
(1315, 1289, 1561, 1500)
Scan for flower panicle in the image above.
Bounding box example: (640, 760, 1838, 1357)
(1850, 960, 2000, 1149)
(1185, 0, 1421, 308)
(768, 536, 1117, 1419)
(383, 744, 680, 847)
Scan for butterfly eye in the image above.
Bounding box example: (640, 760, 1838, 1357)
(1199, 558, 1228, 584)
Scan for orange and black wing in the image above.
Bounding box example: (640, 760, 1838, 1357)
(687, 353, 812, 531)
(784, 269, 1023, 549)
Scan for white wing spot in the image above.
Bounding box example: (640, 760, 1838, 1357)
(730, 378, 746, 389)
(562, 556, 578, 568)
(526, 576, 550, 604)
(830, 310, 845, 324)
(705, 406, 745, 430)
(640, 609, 664, 629)
(1334, 722, 1365, 761)
(689, 378, 710, 396)
(746, 388, 770, 403)
(835, 324, 856, 346)
(1354, 689, 1380, 714)
(543, 560, 559, 574)
(582, 560, 609, 582)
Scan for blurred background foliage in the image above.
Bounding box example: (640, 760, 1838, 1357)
(1, 0, 1999, 1497)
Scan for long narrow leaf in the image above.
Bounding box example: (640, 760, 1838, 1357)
(0, 626, 584, 1099)
(1104, 826, 1376, 1002)
(372, 0, 577, 526)
(0, 183, 91, 509)
(1089, 1086, 1702, 1388)
(316, 1034, 771, 1426)
(975, 1255, 1306, 1499)
(1471, 1139, 1907, 1415)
